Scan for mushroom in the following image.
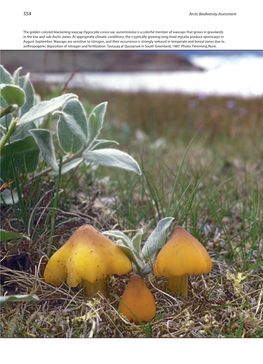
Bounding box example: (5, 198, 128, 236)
(154, 226, 212, 298)
(44, 225, 132, 298)
(119, 274, 156, 324)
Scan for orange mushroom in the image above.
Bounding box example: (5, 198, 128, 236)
(44, 225, 132, 298)
(154, 226, 212, 298)
(119, 274, 156, 324)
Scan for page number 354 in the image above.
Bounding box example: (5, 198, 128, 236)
(24, 11, 32, 16)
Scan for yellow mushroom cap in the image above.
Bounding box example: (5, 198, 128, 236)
(119, 274, 156, 324)
(44, 225, 132, 287)
(154, 226, 212, 278)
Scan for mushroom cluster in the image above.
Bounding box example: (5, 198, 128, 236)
(44, 224, 132, 298)
(44, 222, 212, 326)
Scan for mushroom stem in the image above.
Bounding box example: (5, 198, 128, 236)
(81, 278, 109, 298)
(166, 274, 188, 298)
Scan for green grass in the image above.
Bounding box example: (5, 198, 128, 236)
(1, 86, 262, 338)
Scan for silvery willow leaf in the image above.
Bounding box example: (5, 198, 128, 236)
(19, 93, 78, 125)
(9, 121, 37, 143)
(141, 262, 154, 275)
(0, 95, 8, 110)
(18, 73, 35, 117)
(55, 99, 88, 149)
(141, 217, 174, 259)
(103, 230, 132, 248)
(0, 65, 12, 84)
(12, 67, 23, 86)
(0, 84, 25, 107)
(116, 240, 142, 271)
(57, 115, 84, 154)
(0, 114, 13, 132)
(30, 129, 59, 172)
(87, 102, 107, 145)
(83, 148, 141, 175)
(86, 139, 119, 152)
(52, 157, 83, 176)
(131, 229, 143, 255)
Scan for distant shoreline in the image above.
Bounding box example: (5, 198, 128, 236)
(30, 65, 263, 98)
(2, 50, 262, 98)
(1, 50, 204, 74)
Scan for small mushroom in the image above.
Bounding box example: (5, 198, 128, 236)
(44, 225, 132, 298)
(154, 226, 212, 298)
(119, 274, 156, 324)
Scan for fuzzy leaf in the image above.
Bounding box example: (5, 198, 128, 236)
(88, 102, 107, 145)
(12, 67, 23, 86)
(30, 129, 58, 172)
(0, 114, 13, 132)
(0, 85, 25, 107)
(131, 229, 143, 255)
(103, 230, 132, 248)
(0, 95, 8, 110)
(83, 148, 141, 175)
(19, 93, 78, 125)
(57, 116, 84, 154)
(55, 99, 88, 150)
(141, 217, 174, 259)
(52, 157, 83, 176)
(18, 73, 35, 117)
(86, 139, 119, 152)
(116, 240, 142, 269)
(9, 121, 37, 144)
(0, 65, 12, 84)
(141, 262, 154, 275)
